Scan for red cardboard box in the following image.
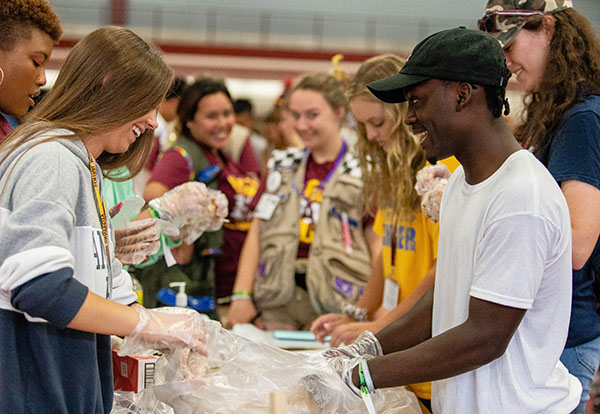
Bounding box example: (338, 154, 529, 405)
(112, 349, 158, 393)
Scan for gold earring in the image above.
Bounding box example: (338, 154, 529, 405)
(0, 67, 4, 87)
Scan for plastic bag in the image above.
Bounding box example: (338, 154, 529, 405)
(115, 320, 422, 414)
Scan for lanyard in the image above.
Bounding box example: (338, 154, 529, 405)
(292, 140, 348, 200)
(87, 151, 110, 266)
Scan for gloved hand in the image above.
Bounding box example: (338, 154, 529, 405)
(322, 330, 383, 391)
(148, 182, 211, 225)
(339, 358, 363, 397)
(414, 163, 451, 196)
(415, 164, 451, 223)
(176, 190, 229, 244)
(420, 179, 447, 222)
(114, 218, 179, 265)
(119, 306, 207, 356)
(323, 330, 383, 362)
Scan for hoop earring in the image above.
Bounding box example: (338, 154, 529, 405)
(0, 67, 4, 87)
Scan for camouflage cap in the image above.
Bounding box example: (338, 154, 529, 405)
(480, 0, 572, 46)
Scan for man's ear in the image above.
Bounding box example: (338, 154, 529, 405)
(455, 83, 473, 112)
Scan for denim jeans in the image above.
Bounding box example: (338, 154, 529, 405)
(560, 335, 600, 414)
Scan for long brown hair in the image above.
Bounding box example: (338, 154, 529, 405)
(0, 26, 173, 179)
(515, 9, 600, 160)
(347, 54, 426, 221)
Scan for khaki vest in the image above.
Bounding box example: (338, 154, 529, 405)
(253, 146, 371, 315)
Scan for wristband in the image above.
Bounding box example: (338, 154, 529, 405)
(147, 200, 170, 221)
(360, 360, 375, 394)
(358, 362, 377, 414)
(147, 205, 160, 219)
(230, 290, 252, 302)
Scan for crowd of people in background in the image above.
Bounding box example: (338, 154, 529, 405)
(0, 0, 599, 413)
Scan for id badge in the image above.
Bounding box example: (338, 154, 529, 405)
(382, 277, 399, 311)
(254, 193, 281, 220)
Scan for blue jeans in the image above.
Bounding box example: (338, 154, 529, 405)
(560, 335, 600, 414)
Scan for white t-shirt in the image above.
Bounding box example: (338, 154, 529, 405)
(432, 150, 581, 413)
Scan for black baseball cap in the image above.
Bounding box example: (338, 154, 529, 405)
(367, 27, 511, 103)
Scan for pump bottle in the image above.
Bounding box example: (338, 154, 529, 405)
(169, 282, 188, 308)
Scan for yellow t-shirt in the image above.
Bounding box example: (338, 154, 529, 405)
(438, 155, 460, 174)
(375, 209, 439, 302)
(374, 208, 437, 401)
(372, 156, 459, 403)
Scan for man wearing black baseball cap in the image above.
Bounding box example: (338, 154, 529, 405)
(331, 27, 581, 413)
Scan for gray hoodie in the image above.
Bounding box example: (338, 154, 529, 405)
(0, 129, 136, 413)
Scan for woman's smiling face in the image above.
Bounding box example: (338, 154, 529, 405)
(503, 27, 551, 93)
(288, 89, 344, 151)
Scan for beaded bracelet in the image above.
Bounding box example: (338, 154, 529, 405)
(341, 302, 368, 322)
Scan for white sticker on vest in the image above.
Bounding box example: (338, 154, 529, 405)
(266, 170, 282, 192)
(254, 193, 281, 220)
(382, 277, 399, 311)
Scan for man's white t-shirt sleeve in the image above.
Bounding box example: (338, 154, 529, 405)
(470, 213, 554, 309)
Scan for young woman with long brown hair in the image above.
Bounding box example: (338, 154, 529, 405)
(0, 26, 206, 413)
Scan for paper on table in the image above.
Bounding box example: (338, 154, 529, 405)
(231, 324, 329, 350)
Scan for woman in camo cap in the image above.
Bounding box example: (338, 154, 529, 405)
(479, 1, 600, 412)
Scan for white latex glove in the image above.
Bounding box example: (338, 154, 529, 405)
(414, 163, 451, 196)
(323, 330, 383, 383)
(339, 358, 363, 396)
(148, 182, 212, 225)
(114, 218, 179, 265)
(420, 179, 448, 223)
(177, 189, 229, 244)
(119, 306, 207, 356)
(415, 164, 451, 223)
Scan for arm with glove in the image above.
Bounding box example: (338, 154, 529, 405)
(67, 291, 207, 354)
(113, 182, 228, 265)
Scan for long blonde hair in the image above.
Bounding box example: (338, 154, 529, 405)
(0, 26, 173, 179)
(347, 54, 425, 221)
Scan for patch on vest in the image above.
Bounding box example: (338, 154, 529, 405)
(267, 148, 304, 171)
(340, 153, 361, 178)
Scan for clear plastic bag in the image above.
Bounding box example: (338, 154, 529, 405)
(114, 320, 422, 414)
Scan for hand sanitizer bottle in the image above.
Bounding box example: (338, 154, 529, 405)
(169, 282, 188, 307)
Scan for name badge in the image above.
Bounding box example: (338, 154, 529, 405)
(254, 193, 281, 220)
(382, 277, 399, 311)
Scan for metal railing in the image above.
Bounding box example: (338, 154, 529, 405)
(50, 2, 476, 52)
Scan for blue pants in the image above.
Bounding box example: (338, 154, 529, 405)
(560, 335, 600, 414)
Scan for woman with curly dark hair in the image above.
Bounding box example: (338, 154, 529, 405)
(0, 0, 62, 143)
(480, 1, 600, 412)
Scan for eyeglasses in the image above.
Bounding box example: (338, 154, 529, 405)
(478, 10, 544, 33)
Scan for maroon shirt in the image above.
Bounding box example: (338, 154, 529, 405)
(150, 137, 261, 299)
(0, 114, 13, 145)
